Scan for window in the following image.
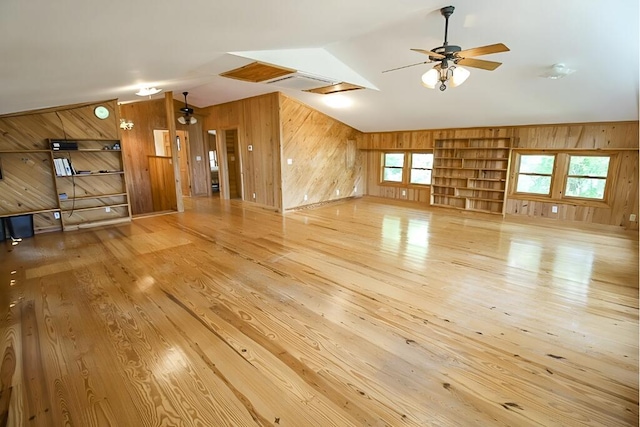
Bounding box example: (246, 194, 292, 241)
(511, 151, 615, 205)
(515, 154, 555, 195)
(382, 153, 404, 182)
(565, 155, 610, 200)
(410, 153, 433, 185)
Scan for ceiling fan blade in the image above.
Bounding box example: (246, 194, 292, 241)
(456, 43, 509, 58)
(457, 57, 502, 71)
(410, 48, 446, 59)
(382, 60, 431, 73)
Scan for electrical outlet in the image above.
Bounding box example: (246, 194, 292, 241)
(287, 158, 293, 165)
(630, 214, 637, 222)
(551, 205, 558, 213)
(252, 193, 256, 199)
(105, 206, 111, 213)
(354, 186, 357, 193)
(402, 190, 406, 196)
(336, 189, 340, 196)
(304, 195, 308, 201)
(54, 212, 60, 219)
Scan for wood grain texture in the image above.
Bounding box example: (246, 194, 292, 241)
(206, 93, 282, 210)
(119, 99, 169, 215)
(0, 152, 58, 215)
(0, 196, 637, 426)
(148, 156, 177, 212)
(280, 94, 363, 210)
(361, 122, 639, 229)
(219, 62, 295, 83)
(0, 101, 119, 151)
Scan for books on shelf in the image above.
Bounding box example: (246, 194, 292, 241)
(50, 140, 78, 150)
(53, 158, 76, 176)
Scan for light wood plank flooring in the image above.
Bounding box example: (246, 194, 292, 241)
(1, 197, 638, 426)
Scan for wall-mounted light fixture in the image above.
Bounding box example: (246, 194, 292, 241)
(119, 119, 134, 130)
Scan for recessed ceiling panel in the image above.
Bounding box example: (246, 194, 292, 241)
(220, 62, 295, 83)
(305, 82, 364, 95)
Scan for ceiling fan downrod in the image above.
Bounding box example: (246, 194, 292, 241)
(441, 6, 455, 46)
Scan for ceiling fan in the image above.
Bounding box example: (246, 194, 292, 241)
(177, 91, 197, 125)
(384, 5, 509, 91)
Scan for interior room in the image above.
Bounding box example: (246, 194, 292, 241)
(0, 0, 638, 425)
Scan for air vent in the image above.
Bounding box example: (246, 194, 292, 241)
(264, 72, 338, 91)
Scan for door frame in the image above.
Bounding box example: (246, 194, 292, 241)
(215, 127, 243, 200)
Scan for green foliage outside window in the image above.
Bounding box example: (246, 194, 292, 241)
(516, 155, 555, 195)
(383, 153, 404, 182)
(565, 156, 609, 199)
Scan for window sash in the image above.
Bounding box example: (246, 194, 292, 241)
(514, 154, 555, 196)
(409, 153, 433, 185)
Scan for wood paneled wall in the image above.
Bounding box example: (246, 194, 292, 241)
(119, 100, 167, 215)
(204, 93, 282, 211)
(361, 131, 438, 203)
(174, 99, 209, 198)
(0, 100, 120, 232)
(280, 95, 363, 210)
(360, 122, 639, 229)
(0, 101, 119, 150)
(147, 156, 177, 211)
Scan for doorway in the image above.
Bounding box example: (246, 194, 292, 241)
(224, 129, 242, 199)
(161, 130, 191, 197)
(207, 131, 219, 194)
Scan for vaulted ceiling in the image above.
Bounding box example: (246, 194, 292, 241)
(1, 0, 638, 132)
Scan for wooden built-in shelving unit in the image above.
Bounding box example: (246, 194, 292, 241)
(430, 137, 512, 215)
(50, 139, 131, 231)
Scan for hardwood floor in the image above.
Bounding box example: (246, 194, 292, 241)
(1, 196, 638, 426)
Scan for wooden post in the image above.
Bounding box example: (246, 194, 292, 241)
(165, 91, 184, 212)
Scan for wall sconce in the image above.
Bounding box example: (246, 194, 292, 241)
(119, 119, 134, 130)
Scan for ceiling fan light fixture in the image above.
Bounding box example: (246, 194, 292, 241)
(177, 92, 197, 125)
(421, 68, 439, 89)
(450, 66, 470, 87)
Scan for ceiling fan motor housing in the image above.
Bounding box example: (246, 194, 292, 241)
(430, 45, 461, 61)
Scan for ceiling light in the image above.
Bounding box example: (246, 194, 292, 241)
(541, 63, 576, 80)
(135, 87, 162, 97)
(322, 94, 353, 109)
(421, 64, 469, 91)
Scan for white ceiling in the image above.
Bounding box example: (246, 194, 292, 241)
(1, 0, 638, 132)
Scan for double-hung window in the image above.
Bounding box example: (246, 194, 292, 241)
(409, 153, 433, 185)
(382, 153, 405, 182)
(564, 155, 610, 200)
(515, 154, 555, 195)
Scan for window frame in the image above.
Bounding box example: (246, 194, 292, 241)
(513, 153, 557, 197)
(510, 150, 616, 207)
(379, 151, 434, 187)
(562, 154, 611, 202)
(408, 152, 434, 186)
(380, 151, 406, 184)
